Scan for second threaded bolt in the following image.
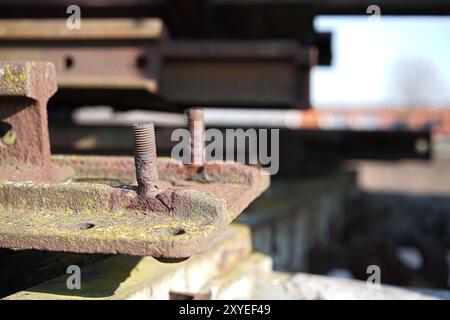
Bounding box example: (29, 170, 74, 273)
(133, 122, 158, 195)
(186, 108, 205, 166)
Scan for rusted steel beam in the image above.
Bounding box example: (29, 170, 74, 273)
(0, 61, 270, 258)
(0, 61, 71, 181)
(0, 19, 164, 94)
(0, 19, 313, 108)
(161, 41, 315, 107)
(0, 18, 164, 40)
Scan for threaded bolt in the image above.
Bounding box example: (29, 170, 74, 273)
(186, 108, 205, 166)
(132, 122, 158, 195)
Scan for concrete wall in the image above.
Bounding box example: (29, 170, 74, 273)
(238, 172, 356, 272)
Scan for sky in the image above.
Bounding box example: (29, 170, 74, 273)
(312, 16, 450, 109)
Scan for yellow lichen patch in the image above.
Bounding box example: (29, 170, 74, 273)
(0, 180, 120, 214)
(0, 180, 232, 257)
(0, 63, 28, 95)
(0, 204, 220, 258)
(0, 153, 268, 257)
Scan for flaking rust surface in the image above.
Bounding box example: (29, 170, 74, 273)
(0, 156, 269, 258)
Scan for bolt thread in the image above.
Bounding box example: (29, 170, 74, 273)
(186, 108, 204, 129)
(186, 108, 205, 165)
(132, 122, 158, 194)
(133, 123, 156, 159)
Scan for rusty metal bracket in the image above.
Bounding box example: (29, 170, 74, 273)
(0, 61, 269, 258)
(0, 61, 72, 182)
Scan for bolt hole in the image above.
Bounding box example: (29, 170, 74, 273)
(64, 56, 74, 70)
(136, 55, 147, 70)
(172, 228, 186, 236)
(77, 223, 95, 230)
(0, 121, 15, 146)
(415, 138, 429, 155)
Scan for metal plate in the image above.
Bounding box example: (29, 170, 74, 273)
(0, 156, 269, 258)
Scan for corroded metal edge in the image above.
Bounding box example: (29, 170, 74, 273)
(0, 61, 57, 100)
(0, 156, 269, 258)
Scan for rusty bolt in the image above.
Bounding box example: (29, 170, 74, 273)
(132, 122, 158, 195)
(186, 108, 205, 166)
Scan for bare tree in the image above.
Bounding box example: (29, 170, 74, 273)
(390, 57, 448, 108)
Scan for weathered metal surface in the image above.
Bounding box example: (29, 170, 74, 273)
(0, 1, 333, 66)
(0, 18, 164, 40)
(162, 41, 314, 107)
(0, 48, 160, 93)
(0, 62, 269, 258)
(132, 122, 159, 195)
(0, 156, 268, 258)
(0, 20, 314, 108)
(0, 19, 163, 95)
(0, 61, 71, 182)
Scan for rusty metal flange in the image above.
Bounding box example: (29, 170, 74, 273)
(0, 156, 269, 258)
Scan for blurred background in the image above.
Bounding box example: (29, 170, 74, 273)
(1, 0, 450, 291)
